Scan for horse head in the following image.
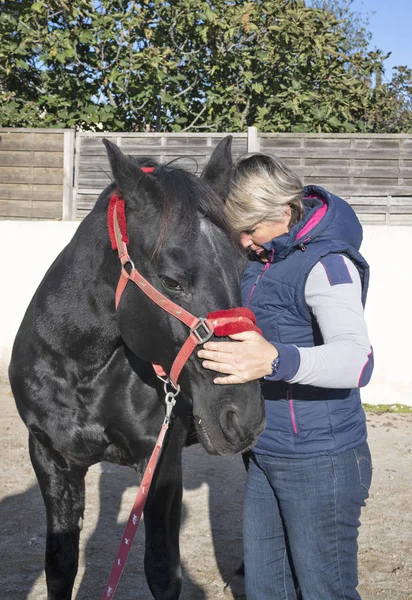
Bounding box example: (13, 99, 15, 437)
(103, 137, 265, 455)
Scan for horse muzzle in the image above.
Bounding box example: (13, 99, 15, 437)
(194, 395, 266, 456)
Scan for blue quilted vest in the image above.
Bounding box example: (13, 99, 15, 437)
(242, 186, 370, 457)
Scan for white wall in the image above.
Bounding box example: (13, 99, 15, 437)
(0, 221, 80, 378)
(1, 222, 411, 406)
(360, 227, 412, 406)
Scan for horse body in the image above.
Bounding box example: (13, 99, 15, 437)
(9, 137, 264, 599)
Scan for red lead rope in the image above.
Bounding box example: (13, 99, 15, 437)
(101, 422, 169, 599)
(102, 191, 261, 598)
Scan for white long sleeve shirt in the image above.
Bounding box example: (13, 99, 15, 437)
(266, 254, 373, 389)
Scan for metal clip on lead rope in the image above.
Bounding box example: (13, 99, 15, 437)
(161, 377, 180, 425)
(164, 393, 177, 425)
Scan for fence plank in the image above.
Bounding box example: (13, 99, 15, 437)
(0, 184, 63, 202)
(295, 167, 412, 178)
(258, 147, 412, 160)
(0, 151, 64, 168)
(0, 200, 61, 219)
(0, 166, 62, 185)
(0, 131, 64, 152)
(0, 200, 31, 218)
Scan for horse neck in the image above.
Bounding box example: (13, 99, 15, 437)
(38, 209, 123, 365)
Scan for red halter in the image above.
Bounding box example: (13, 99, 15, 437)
(107, 186, 261, 388)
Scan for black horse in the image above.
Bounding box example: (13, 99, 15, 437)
(9, 136, 265, 600)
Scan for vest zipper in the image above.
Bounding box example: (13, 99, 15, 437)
(288, 384, 299, 435)
(245, 251, 274, 308)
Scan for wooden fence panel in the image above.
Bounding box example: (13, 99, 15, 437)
(259, 133, 412, 224)
(0, 128, 72, 220)
(74, 133, 248, 219)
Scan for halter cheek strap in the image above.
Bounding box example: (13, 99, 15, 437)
(108, 190, 261, 388)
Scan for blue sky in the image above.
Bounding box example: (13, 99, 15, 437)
(351, 0, 412, 79)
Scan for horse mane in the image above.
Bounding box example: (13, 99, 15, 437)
(129, 156, 235, 259)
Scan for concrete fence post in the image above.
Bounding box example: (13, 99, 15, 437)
(62, 130, 76, 221)
(247, 126, 260, 153)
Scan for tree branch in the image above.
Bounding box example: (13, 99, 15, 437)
(182, 104, 208, 131)
(172, 76, 198, 100)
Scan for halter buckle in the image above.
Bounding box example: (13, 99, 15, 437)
(190, 318, 213, 345)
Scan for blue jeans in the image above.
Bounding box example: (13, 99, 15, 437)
(243, 442, 372, 600)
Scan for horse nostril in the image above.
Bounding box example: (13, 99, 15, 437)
(219, 405, 243, 443)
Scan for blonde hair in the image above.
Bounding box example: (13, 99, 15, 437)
(225, 154, 304, 233)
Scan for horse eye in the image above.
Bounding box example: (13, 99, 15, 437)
(161, 276, 182, 292)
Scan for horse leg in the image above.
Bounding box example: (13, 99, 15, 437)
(224, 451, 250, 599)
(29, 432, 87, 600)
(143, 431, 185, 600)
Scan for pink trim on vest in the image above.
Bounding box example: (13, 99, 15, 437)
(358, 346, 373, 388)
(296, 200, 328, 241)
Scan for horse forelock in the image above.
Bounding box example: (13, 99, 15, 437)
(107, 156, 239, 260)
(148, 165, 236, 259)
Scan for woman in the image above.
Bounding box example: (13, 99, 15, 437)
(198, 154, 373, 600)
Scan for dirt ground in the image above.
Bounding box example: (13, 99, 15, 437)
(1, 380, 411, 600)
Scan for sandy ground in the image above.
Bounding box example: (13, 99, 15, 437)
(1, 381, 411, 600)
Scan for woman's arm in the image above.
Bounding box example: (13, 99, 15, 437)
(198, 255, 373, 388)
(266, 255, 373, 389)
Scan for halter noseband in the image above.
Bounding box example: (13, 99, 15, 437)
(108, 183, 261, 388)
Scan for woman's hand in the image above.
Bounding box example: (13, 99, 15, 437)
(197, 330, 278, 384)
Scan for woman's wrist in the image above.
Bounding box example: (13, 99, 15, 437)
(265, 344, 279, 376)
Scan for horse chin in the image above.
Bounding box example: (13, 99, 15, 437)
(193, 417, 220, 455)
(193, 416, 256, 456)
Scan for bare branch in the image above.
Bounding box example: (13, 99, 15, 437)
(106, 87, 117, 108)
(182, 104, 208, 131)
(183, 120, 224, 130)
(167, 12, 202, 57)
(172, 76, 198, 100)
(239, 97, 250, 130)
(133, 97, 150, 112)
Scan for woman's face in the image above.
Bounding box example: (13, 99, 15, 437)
(240, 208, 291, 260)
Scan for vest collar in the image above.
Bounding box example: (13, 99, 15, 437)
(263, 190, 328, 262)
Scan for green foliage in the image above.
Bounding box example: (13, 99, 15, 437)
(367, 66, 412, 133)
(308, 0, 372, 54)
(0, 0, 410, 132)
(363, 403, 412, 414)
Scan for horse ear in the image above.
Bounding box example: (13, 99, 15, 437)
(102, 139, 146, 196)
(201, 135, 233, 202)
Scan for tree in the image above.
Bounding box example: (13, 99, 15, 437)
(0, 0, 407, 132)
(193, 0, 384, 133)
(307, 0, 412, 132)
(308, 0, 372, 54)
(367, 66, 412, 133)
